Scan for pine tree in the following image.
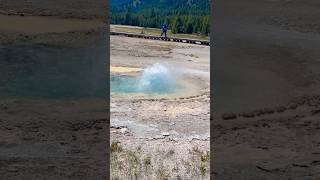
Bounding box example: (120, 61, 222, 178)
(175, 17, 183, 33)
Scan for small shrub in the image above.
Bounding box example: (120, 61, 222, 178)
(157, 167, 169, 180)
(200, 164, 206, 177)
(127, 151, 139, 166)
(144, 156, 152, 166)
(200, 151, 210, 162)
(111, 142, 122, 153)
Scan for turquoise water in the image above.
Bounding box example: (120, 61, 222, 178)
(110, 74, 177, 94)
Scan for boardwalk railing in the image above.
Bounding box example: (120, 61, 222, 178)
(110, 31, 210, 46)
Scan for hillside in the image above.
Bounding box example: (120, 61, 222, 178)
(110, 0, 211, 35)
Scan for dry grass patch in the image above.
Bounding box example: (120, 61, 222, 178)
(110, 142, 210, 180)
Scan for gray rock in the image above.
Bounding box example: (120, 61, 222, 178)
(162, 132, 170, 136)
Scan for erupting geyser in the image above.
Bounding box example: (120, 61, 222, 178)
(111, 63, 178, 94)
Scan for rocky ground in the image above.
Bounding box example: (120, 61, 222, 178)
(110, 36, 210, 179)
(212, 0, 320, 179)
(0, 1, 108, 179)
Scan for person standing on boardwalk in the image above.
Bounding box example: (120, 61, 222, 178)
(161, 23, 168, 37)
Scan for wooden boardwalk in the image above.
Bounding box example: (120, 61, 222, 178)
(110, 31, 210, 46)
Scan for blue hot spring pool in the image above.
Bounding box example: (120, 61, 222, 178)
(111, 63, 180, 94)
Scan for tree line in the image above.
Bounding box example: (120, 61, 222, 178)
(110, 0, 210, 36)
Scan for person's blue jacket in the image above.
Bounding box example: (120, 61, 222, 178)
(162, 24, 168, 32)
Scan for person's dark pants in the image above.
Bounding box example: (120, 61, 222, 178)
(161, 31, 167, 37)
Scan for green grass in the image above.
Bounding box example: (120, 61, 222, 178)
(111, 24, 209, 41)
